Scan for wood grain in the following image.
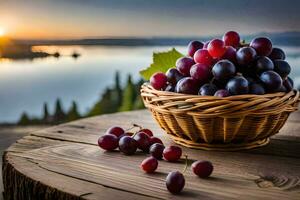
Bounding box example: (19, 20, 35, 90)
(3, 109, 300, 200)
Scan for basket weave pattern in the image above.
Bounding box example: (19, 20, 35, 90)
(141, 84, 299, 150)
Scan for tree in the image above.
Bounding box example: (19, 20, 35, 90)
(53, 99, 66, 124)
(66, 101, 81, 121)
(119, 75, 136, 111)
(18, 112, 30, 125)
(115, 71, 122, 106)
(42, 102, 51, 124)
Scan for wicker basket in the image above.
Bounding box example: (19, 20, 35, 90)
(141, 83, 300, 151)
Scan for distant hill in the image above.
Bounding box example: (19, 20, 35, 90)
(13, 31, 300, 47)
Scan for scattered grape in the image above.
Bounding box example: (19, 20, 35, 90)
(133, 132, 151, 152)
(163, 146, 182, 162)
(119, 136, 138, 155)
(140, 157, 158, 173)
(149, 136, 163, 145)
(98, 134, 119, 151)
(149, 143, 165, 159)
(191, 160, 213, 178)
(139, 129, 153, 137)
(106, 126, 125, 138)
(166, 171, 185, 194)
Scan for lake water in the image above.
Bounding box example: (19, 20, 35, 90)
(1, 45, 300, 123)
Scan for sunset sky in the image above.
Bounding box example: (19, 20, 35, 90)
(0, 0, 299, 39)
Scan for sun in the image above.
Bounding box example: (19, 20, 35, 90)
(0, 27, 6, 37)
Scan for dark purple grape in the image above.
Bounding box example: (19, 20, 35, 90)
(187, 40, 204, 57)
(203, 41, 210, 49)
(222, 31, 240, 47)
(275, 85, 287, 92)
(190, 63, 212, 83)
(175, 77, 199, 95)
(98, 134, 119, 151)
(149, 136, 163, 145)
(165, 84, 175, 92)
(221, 46, 237, 64)
(133, 132, 151, 152)
(166, 68, 184, 85)
(254, 56, 274, 74)
(273, 60, 291, 79)
(199, 83, 218, 96)
(283, 77, 294, 92)
(250, 37, 272, 56)
(249, 83, 265, 95)
(118, 136, 138, 155)
(226, 76, 249, 95)
(150, 72, 167, 90)
(269, 47, 286, 60)
(212, 60, 236, 81)
(214, 89, 230, 97)
(236, 47, 257, 66)
(149, 143, 165, 160)
(166, 171, 185, 194)
(260, 71, 282, 92)
(176, 57, 195, 76)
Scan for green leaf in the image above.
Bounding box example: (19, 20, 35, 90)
(140, 48, 184, 80)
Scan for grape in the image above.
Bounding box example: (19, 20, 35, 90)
(222, 31, 240, 47)
(166, 171, 185, 194)
(166, 68, 184, 85)
(199, 83, 218, 96)
(191, 160, 213, 178)
(187, 40, 204, 57)
(194, 49, 214, 66)
(254, 56, 274, 74)
(260, 71, 282, 92)
(149, 136, 163, 145)
(226, 76, 249, 95)
(275, 85, 287, 92)
(175, 77, 199, 95)
(203, 41, 210, 49)
(138, 129, 153, 137)
(236, 47, 257, 66)
(165, 84, 175, 92)
(249, 83, 265, 95)
(140, 157, 158, 173)
(176, 57, 195, 76)
(133, 132, 151, 152)
(212, 60, 236, 81)
(190, 63, 212, 83)
(119, 132, 133, 139)
(118, 136, 138, 155)
(106, 126, 125, 137)
(221, 46, 237, 64)
(98, 134, 119, 151)
(214, 89, 230, 97)
(273, 60, 291, 79)
(150, 72, 167, 90)
(149, 143, 165, 159)
(269, 47, 286, 60)
(283, 77, 294, 92)
(250, 37, 272, 56)
(207, 39, 226, 58)
(163, 146, 182, 162)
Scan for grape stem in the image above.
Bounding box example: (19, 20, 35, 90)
(127, 123, 143, 138)
(182, 155, 188, 174)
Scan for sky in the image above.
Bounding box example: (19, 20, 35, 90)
(0, 0, 299, 39)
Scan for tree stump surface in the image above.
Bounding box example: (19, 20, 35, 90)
(2, 109, 300, 200)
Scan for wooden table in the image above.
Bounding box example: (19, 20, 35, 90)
(3, 110, 300, 200)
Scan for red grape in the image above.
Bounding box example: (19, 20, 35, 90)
(149, 136, 163, 145)
(226, 76, 249, 95)
(119, 136, 138, 155)
(222, 31, 240, 47)
(166, 171, 185, 194)
(203, 41, 210, 49)
(207, 39, 226, 58)
(236, 47, 257, 66)
(133, 132, 151, 152)
(222, 46, 237, 63)
(140, 157, 158, 173)
(260, 71, 282, 92)
(150, 72, 167, 90)
(163, 146, 182, 162)
(149, 143, 165, 159)
(187, 40, 204, 57)
(176, 57, 195, 76)
(98, 134, 118, 151)
(106, 126, 125, 137)
(193, 49, 214, 66)
(191, 160, 213, 178)
(139, 129, 153, 137)
(190, 63, 212, 83)
(269, 47, 285, 60)
(199, 83, 218, 96)
(175, 77, 199, 95)
(212, 60, 236, 81)
(250, 37, 272, 56)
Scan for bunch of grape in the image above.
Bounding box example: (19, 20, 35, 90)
(150, 31, 294, 97)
